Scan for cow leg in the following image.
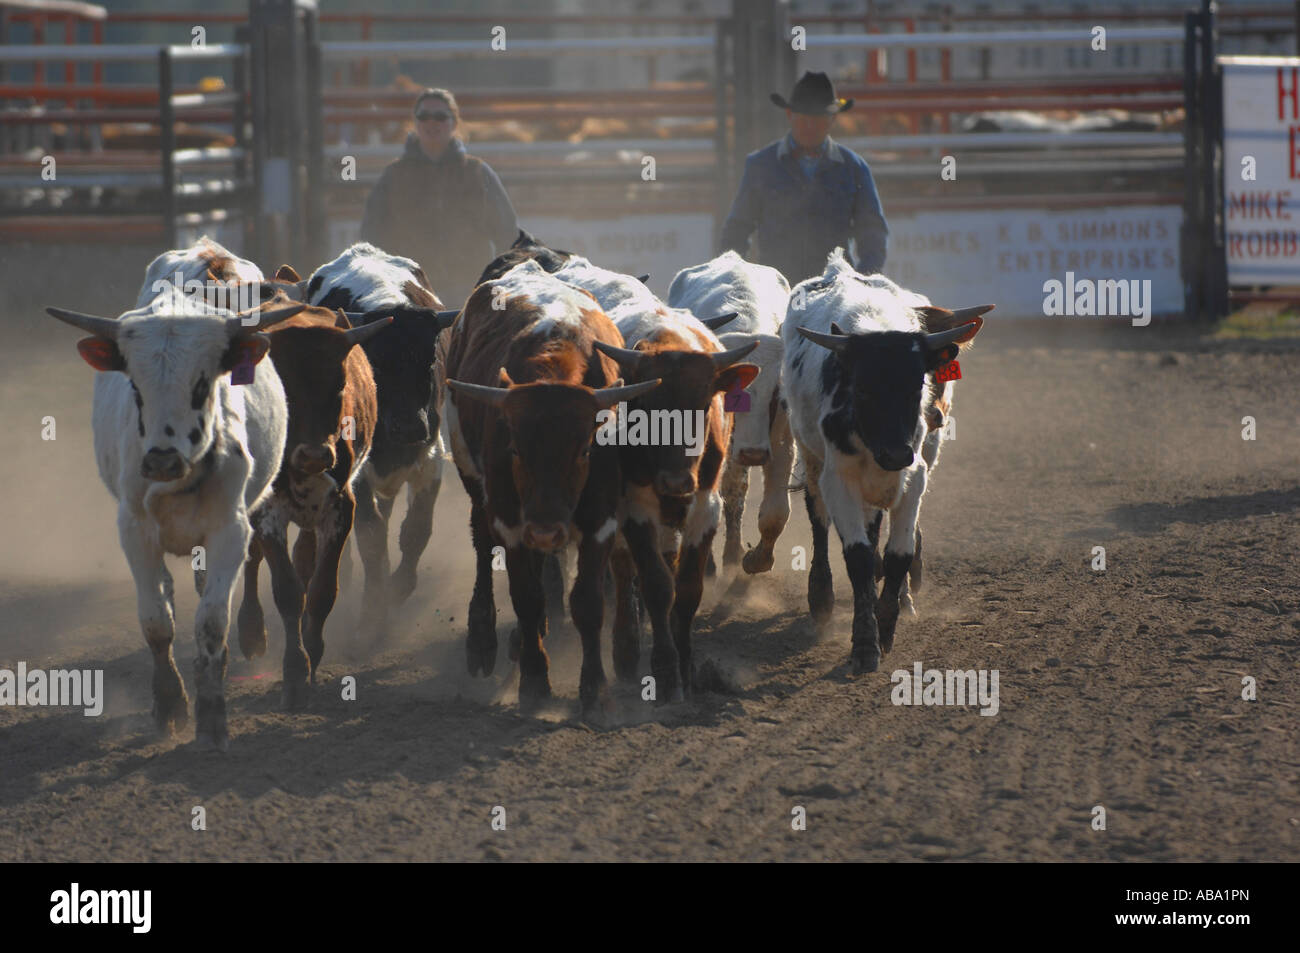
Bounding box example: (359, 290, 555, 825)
(191, 518, 252, 750)
(622, 506, 680, 703)
(818, 465, 880, 673)
(118, 513, 187, 735)
(352, 473, 391, 636)
(719, 454, 748, 569)
(237, 533, 268, 659)
(505, 546, 550, 704)
(609, 540, 641, 683)
(193, 566, 207, 597)
(906, 526, 924, 604)
(671, 490, 720, 696)
(743, 409, 794, 575)
(803, 447, 835, 626)
(392, 464, 441, 604)
(570, 534, 612, 712)
(878, 466, 925, 653)
(292, 527, 316, 590)
(303, 492, 353, 679)
(461, 476, 498, 676)
(541, 552, 569, 634)
(257, 514, 311, 711)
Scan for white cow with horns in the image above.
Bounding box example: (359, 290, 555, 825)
(45, 287, 303, 749)
(781, 249, 991, 674)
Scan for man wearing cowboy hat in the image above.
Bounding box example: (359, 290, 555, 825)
(720, 71, 889, 285)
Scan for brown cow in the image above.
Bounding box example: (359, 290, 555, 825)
(592, 307, 758, 701)
(236, 299, 390, 708)
(443, 260, 659, 710)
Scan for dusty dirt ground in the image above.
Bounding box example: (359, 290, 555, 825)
(1, 315, 1297, 862)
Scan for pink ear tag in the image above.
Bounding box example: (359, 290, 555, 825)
(231, 359, 255, 386)
(724, 379, 751, 413)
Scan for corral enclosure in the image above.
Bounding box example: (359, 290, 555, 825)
(0, 0, 1298, 873)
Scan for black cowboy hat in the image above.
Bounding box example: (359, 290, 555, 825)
(770, 71, 854, 115)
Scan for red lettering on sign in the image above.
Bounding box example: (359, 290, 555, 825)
(1280, 68, 1300, 121)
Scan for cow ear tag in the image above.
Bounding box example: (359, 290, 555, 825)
(724, 378, 751, 413)
(231, 358, 255, 386)
(935, 360, 961, 384)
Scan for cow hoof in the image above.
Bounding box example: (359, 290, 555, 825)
(518, 672, 552, 707)
(875, 604, 900, 655)
(194, 697, 228, 750)
(193, 729, 230, 753)
(282, 677, 311, 712)
(809, 586, 834, 627)
(650, 653, 683, 704)
(612, 638, 640, 683)
(152, 693, 190, 736)
(466, 635, 497, 677)
(851, 645, 881, 675)
(578, 666, 608, 714)
(237, 607, 267, 659)
(390, 567, 417, 605)
(741, 546, 774, 574)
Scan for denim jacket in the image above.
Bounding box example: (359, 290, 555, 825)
(719, 134, 889, 285)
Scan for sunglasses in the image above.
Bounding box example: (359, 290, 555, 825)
(416, 110, 453, 123)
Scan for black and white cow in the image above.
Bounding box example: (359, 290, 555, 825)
(304, 243, 457, 631)
(668, 251, 793, 574)
(782, 249, 989, 673)
(46, 287, 302, 749)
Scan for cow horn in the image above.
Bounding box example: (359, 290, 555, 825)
(227, 302, 305, 334)
(699, 312, 738, 331)
(342, 316, 393, 346)
(949, 304, 995, 323)
(592, 378, 662, 409)
(924, 321, 981, 351)
(446, 379, 509, 408)
(636, 274, 651, 284)
(592, 339, 644, 373)
(45, 307, 121, 340)
(343, 311, 368, 325)
(711, 340, 759, 368)
(434, 309, 460, 330)
(796, 326, 850, 353)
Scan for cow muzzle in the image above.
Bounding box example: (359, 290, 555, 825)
(141, 448, 186, 482)
(734, 447, 770, 467)
(872, 446, 915, 472)
(523, 522, 568, 552)
(654, 470, 696, 499)
(290, 443, 335, 475)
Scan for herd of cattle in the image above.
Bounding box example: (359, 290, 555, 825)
(45, 232, 991, 749)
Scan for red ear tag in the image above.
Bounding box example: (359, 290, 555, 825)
(724, 379, 751, 413)
(935, 360, 961, 383)
(231, 359, 255, 386)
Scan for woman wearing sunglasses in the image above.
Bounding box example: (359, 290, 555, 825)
(360, 87, 519, 307)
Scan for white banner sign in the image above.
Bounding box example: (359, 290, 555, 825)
(883, 206, 1182, 318)
(1221, 56, 1300, 286)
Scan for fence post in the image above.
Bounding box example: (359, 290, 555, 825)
(159, 46, 177, 249)
(1181, 10, 1202, 321)
(303, 3, 325, 268)
(1200, 0, 1228, 322)
(249, 0, 315, 269)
